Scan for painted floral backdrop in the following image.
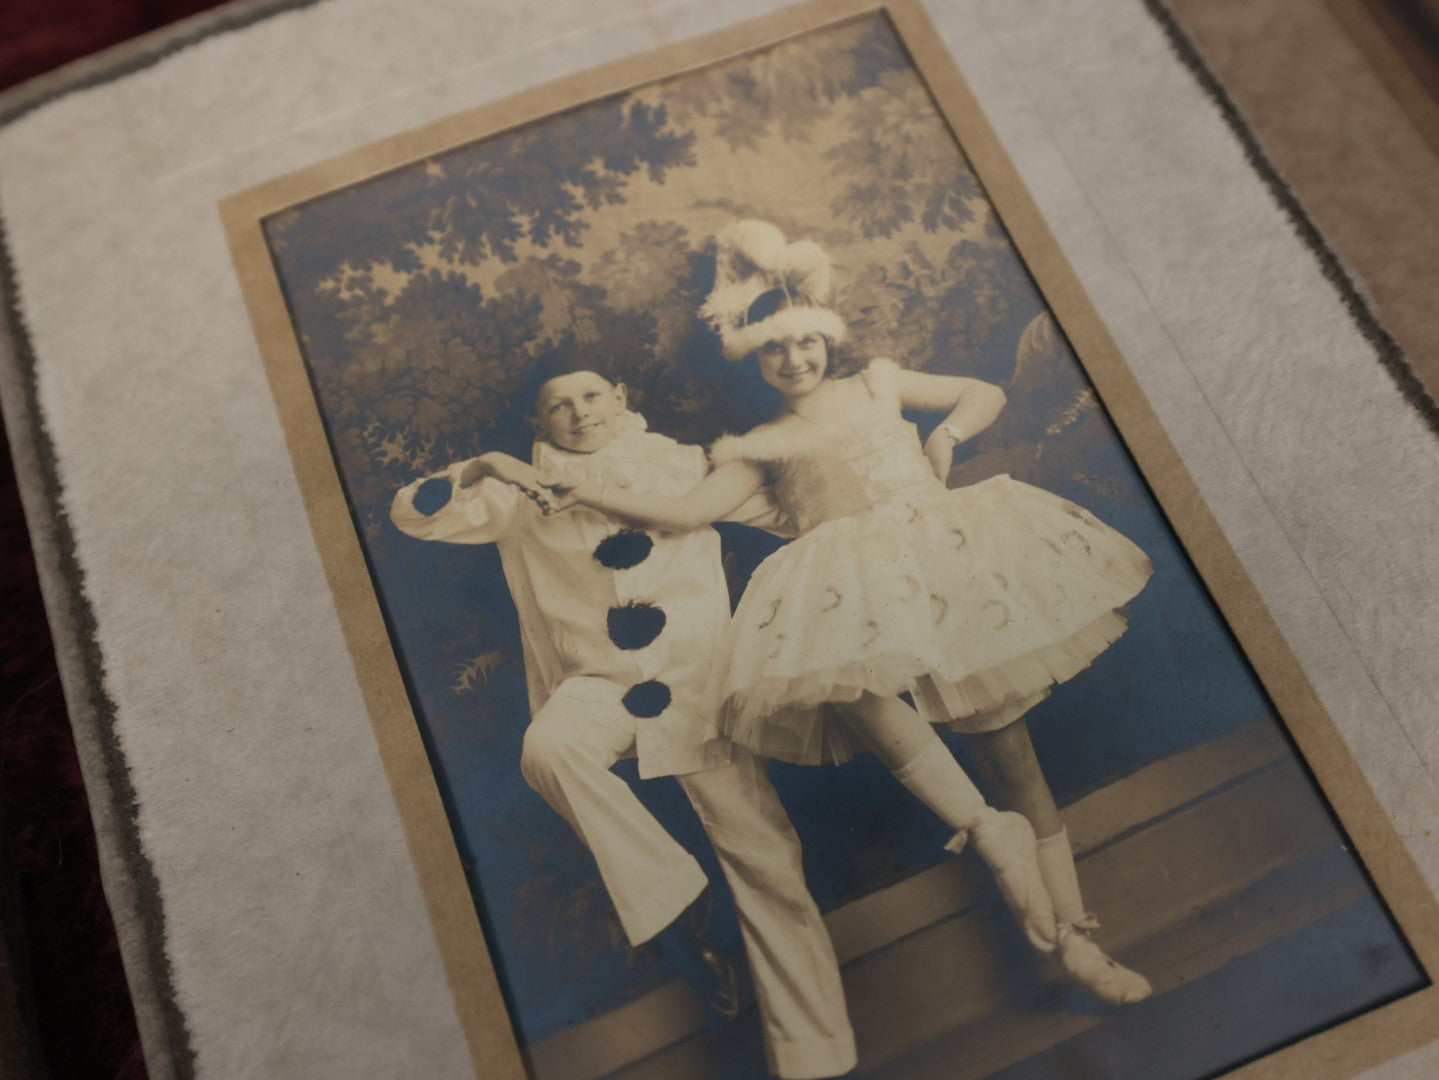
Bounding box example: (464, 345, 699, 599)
(265, 14, 1280, 1051)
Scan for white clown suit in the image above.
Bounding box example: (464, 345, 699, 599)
(389, 416, 856, 1079)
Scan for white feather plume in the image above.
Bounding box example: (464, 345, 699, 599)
(701, 220, 843, 359)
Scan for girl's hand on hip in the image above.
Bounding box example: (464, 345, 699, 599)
(922, 429, 958, 483)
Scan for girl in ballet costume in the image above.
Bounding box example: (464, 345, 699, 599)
(547, 220, 1155, 1005)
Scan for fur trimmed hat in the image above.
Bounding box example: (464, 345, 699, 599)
(700, 220, 848, 361)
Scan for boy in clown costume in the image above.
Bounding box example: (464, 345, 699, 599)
(389, 359, 856, 1080)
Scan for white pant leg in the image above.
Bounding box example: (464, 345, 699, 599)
(520, 677, 708, 946)
(679, 751, 857, 1080)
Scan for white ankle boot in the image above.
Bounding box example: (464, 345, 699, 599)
(1036, 827, 1152, 1005)
(970, 811, 1058, 953)
(1055, 918, 1152, 1005)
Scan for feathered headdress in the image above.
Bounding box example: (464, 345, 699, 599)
(700, 220, 848, 361)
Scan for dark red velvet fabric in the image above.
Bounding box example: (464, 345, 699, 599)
(1, 6, 228, 1077)
(0, 2, 229, 91)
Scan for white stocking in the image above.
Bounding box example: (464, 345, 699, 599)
(892, 739, 992, 833)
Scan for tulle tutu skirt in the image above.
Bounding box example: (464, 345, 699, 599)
(713, 475, 1153, 765)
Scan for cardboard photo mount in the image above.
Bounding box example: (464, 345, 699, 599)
(219, 1, 1439, 1076)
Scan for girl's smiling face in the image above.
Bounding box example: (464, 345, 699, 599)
(755, 334, 829, 399)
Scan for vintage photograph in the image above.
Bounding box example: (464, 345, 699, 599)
(240, 9, 1428, 1078)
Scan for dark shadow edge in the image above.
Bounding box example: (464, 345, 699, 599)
(0, 1, 336, 1076)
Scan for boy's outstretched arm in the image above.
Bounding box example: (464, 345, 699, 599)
(391, 454, 535, 544)
(456, 452, 548, 499)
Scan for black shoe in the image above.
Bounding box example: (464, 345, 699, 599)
(675, 886, 742, 1020)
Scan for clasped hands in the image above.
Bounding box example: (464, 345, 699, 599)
(457, 452, 580, 515)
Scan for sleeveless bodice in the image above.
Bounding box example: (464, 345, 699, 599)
(773, 419, 944, 534)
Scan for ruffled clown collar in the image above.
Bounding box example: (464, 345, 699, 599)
(532, 410, 702, 497)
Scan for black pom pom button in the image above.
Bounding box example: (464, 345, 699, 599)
(607, 602, 667, 650)
(593, 529, 654, 570)
(622, 680, 672, 718)
(413, 477, 453, 516)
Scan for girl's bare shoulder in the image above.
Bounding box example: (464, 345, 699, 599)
(858, 356, 902, 391)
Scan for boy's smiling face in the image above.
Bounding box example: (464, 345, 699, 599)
(535, 371, 629, 453)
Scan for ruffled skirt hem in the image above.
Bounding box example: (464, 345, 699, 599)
(717, 608, 1132, 766)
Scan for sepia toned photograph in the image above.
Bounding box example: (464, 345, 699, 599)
(226, 6, 1433, 1078)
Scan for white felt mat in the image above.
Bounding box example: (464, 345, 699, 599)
(1, 0, 1436, 1075)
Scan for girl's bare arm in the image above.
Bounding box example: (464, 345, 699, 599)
(894, 367, 1007, 481)
(895, 368, 1007, 433)
(558, 459, 767, 531)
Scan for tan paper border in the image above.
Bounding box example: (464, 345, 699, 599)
(220, 2, 1439, 1075)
